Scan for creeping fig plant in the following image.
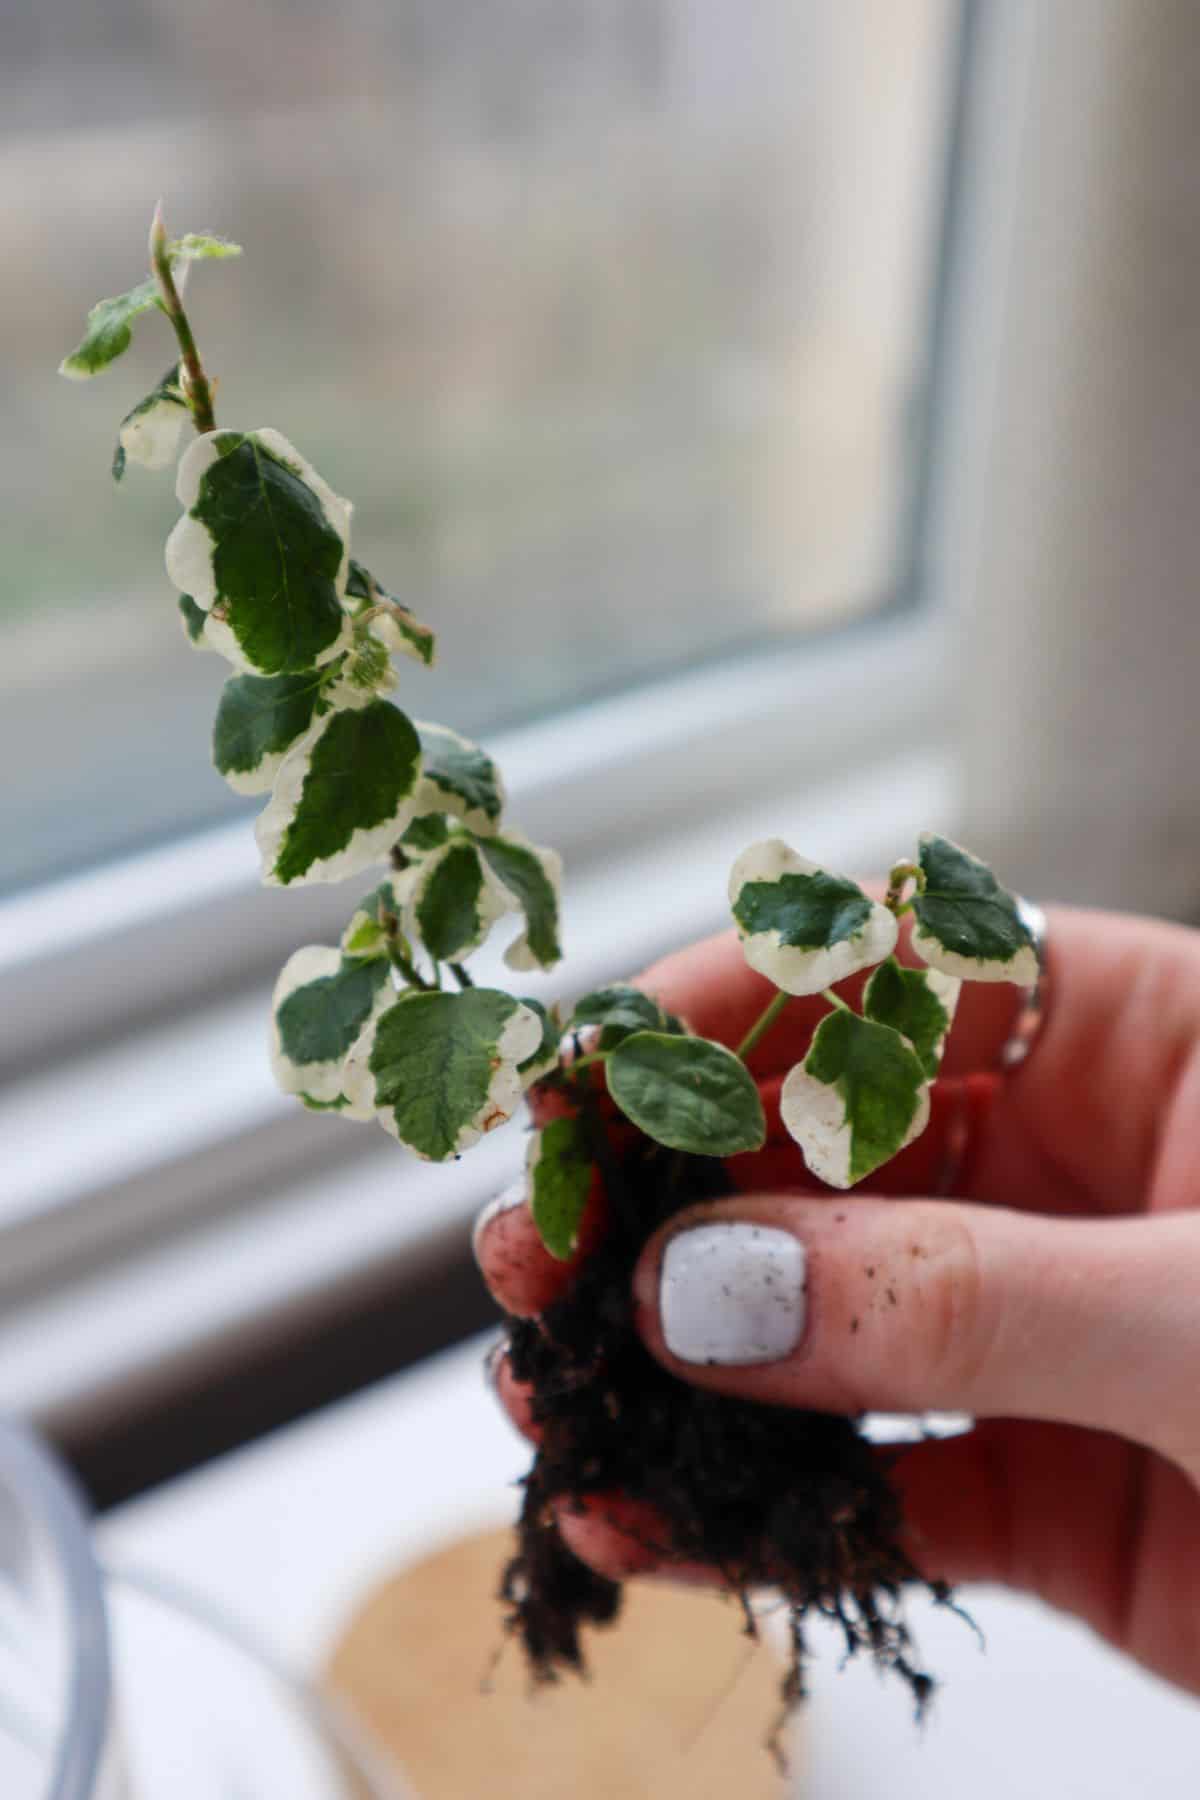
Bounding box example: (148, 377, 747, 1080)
(63, 214, 1037, 1746)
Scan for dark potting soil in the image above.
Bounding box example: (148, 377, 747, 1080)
(500, 1122, 960, 1755)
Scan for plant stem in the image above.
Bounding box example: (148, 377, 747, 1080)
(885, 859, 925, 915)
(821, 987, 852, 1013)
(735, 989, 791, 1061)
(568, 1050, 608, 1076)
(388, 942, 433, 992)
(448, 962, 474, 989)
(149, 202, 217, 435)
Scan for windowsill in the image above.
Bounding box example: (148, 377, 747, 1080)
(1, 742, 954, 1433)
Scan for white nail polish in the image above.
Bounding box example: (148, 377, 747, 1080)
(660, 1223, 807, 1366)
(471, 1177, 528, 1262)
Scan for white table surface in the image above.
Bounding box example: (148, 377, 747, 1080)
(100, 1334, 1200, 1798)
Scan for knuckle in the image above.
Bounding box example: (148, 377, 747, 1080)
(904, 1202, 990, 1401)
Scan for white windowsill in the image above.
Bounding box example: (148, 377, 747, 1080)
(1, 742, 955, 1430)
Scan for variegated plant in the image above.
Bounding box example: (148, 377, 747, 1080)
(62, 212, 1036, 1259)
(729, 833, 1037, 1187)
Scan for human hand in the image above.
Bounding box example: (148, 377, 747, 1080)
(475, 905, 1200, 1697)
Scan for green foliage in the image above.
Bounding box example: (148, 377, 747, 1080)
(168, 233, 242, 261)
(276, 956, 390, 1068)
(733, 869, 873, 950)
(341, 914, 389, 959)
(167, 430, 351, 676)
(569, 986, 684, 1050)
(910, 835, 1038, 982)
(863, 959, 959, 1081)
(340, 881, 398, 960)
(68, 215, 1039, 1229)
(259, 699, 422, 886)
(607, 1031, 765, 1157)
(401, 816, 452, 856)
(350, 989, 540, 1160)
(783, 1009, 928, 1189)
(347, 561, 436, 667)
(476, 834, 562, 970)
(177, 594, 209, 646)
(516, 998, 559, 1084)
(416, 723, 504, 831)
(528, 1115, 594, 1260)
(59, 235, 239, 380)
(59, 278, 163, 379)
(113, 364, 187, 480)
(212, 668, 326, 794)
(728, 840, 897, 996)
(413, 841, 501, 962)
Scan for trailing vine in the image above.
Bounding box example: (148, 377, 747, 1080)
(60, 212, 1036, 1250)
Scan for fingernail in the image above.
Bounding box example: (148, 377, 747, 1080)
(471, 1177, 527, 1262)
(660, 1223, 807, 1366)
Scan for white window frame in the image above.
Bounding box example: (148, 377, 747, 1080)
(0, 2, 1004, 1431)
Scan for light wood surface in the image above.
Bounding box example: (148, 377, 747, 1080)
(324, 1526, 798, 1799)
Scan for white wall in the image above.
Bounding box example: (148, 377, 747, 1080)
(937, 0, 1200, 919)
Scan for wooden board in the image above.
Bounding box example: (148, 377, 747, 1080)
(323, 1526, 800, 1798)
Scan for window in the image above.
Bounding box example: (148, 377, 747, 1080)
(0, 3, 968, 1452)
(4, 0, 958, 892)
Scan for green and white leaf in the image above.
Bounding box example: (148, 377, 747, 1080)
(270, 945, 393, 1114)
(729, 839, 897, 996)
(343, 988, 542, 1160)
(168, 233, 242, 262)
(569, 986, 685, 1051)
(178, 593, 213, 649)
(59, 277, 162, 379)
(165, 429, 352, 675)
(475, 833, 563, 971)
(372, 605, 436, 669)
(340, 881, 399, 960)
(607, 1031, 765, 1157)
(346, 561, 436, 668)
(412, 723, 504, 835)
(59, 237, 240, 380)
(863, 959, 961, 1081)
(516, 998, 560, 1089)
(409, 839, 511, 963)
(399, 815, 452, 859)
(910, 835, 1038, 985)
(212, 668, 327, 795)
(256, 698, 421, 886)
(527, 1115, 594, 1260)
(113, 364, 188, 480)
(323, 627, 396, 709)
(780, 1010, 929, 1189)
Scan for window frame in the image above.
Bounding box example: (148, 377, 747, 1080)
(0, 3, 988, 1449)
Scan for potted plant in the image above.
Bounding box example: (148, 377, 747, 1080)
(61, 215, 1038, 1753)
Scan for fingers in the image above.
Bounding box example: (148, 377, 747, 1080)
(473, 1171, 608, 1318)
(554, 1495, 719, 1587)
(966, 907, 1200, 1213)
(476, 1074, 1000, 1317)
(731, 1071, 998, 1199)
(636, 919, 1026, 1080)
(473, 1180, 571, 1318)
(640, 908, 1200, 1215)
(492, 1348, 540, 1441)
(631, 1194, 1200, 1462)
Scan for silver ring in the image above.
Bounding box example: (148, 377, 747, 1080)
(934, 896, 1048, 1197)
(997, 897, 1049, 1072)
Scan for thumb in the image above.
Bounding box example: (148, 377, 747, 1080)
(632, 1196, 1200, 1463)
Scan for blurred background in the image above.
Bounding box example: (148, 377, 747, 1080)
(4, 2, 1200, 1795)
(4, 0, 950, 890)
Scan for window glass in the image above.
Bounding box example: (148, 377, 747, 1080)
(2, 0, 956, 892)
